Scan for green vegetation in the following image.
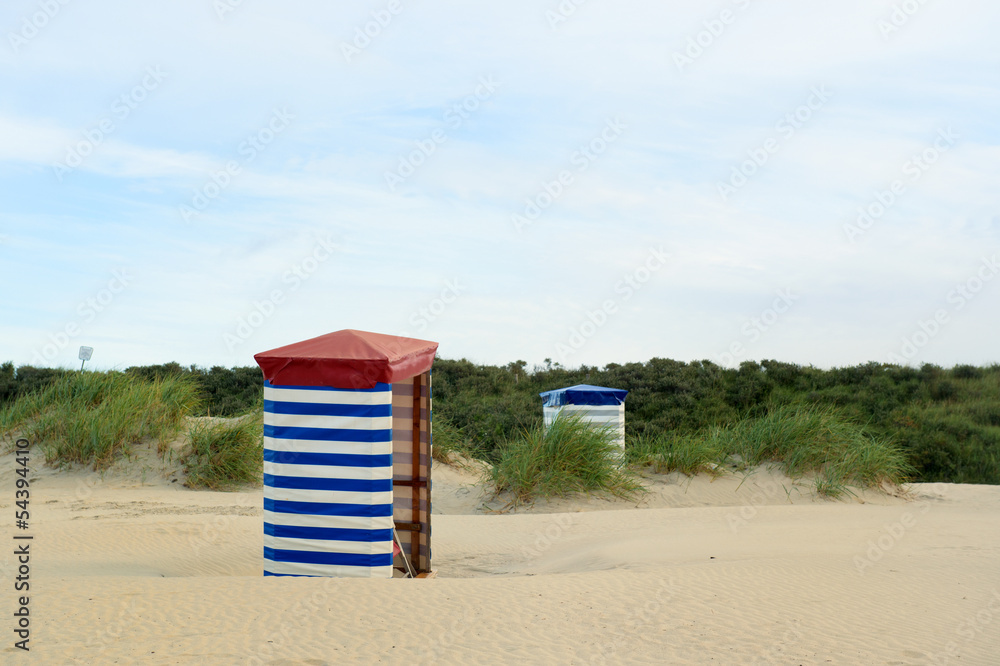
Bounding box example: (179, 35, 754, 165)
(431, 358, 999, 486)
(123, 363, 263, 416)
(487, 413, 642, 506)
(0, 369, 263, 487)
(623, 431, 724, 477)
(716, 405, 910, 485)
(0, 370, 200, 469)
(430, 415, 482, 464)
(0, 361, 262, 417)
(183, 415, 263, 490)
(2, 357, 998, 492)
(623, 405, 911, 498)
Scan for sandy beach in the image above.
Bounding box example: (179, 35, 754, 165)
(2, 438, 999, 665)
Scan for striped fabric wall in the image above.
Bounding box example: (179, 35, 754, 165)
(262, 380, 395, 578)
(391, 372, 431, 574)
(543, 403, 626, 448)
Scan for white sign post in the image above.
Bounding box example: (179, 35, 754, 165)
(78, 346, 94, 371)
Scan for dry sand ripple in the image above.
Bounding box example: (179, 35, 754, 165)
(2, 447, 998, 664)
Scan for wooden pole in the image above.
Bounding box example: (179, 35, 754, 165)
(411, 374, 422, 572)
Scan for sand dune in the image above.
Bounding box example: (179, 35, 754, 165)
(2, 443, 999, 665)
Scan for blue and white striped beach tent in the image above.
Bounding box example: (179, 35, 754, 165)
(539, 384, 628, 448)
(254, 330, 438, 578)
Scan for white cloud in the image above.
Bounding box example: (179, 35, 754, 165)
(1, 0, 998, 370)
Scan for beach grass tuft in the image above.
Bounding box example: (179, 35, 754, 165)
(723, 405, 912, 488)
(183, 415, 263, 490)
(651, 405, 913, 496)
(621, 405, 912, 498)
(487, 413, 642, 505)
(0, 370, 200, 469)
(623, 430, 725, 477)
(431, 415, 483, 465)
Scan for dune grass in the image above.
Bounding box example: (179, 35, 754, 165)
(487, 413, 642, 506)
(183, 415, 263, 490)
(623, 431, 724, 477)
(485, 406, 909, 503)
(720, 405, 913, 495)
(0, 369, 915, 500)
(431, 414, 483, 465)
(0, 370, 200, 469)
(625, 405, 913, 498)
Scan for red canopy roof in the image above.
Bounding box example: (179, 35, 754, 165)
(254, 329, 439, 389)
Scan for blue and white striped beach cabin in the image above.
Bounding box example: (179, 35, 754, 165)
(540, 384, 628, 449)
(255, 330, 437, 578)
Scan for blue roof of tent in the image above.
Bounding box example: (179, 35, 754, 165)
(539, 384, 629, 407)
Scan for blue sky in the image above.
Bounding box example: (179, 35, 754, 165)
(1, 0, 998, 372)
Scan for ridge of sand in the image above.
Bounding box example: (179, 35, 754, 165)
(1, 440, 998, 664)
(432, 455, 912, 515)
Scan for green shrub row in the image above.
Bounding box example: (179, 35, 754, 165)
(3, 358, 998, 485)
